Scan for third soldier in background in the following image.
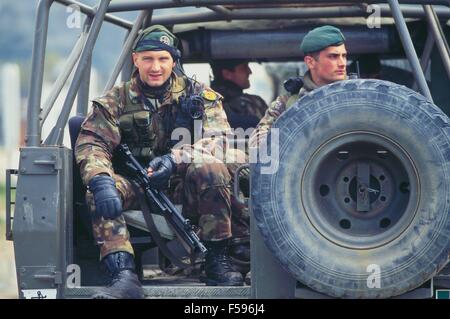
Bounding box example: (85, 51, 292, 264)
(210, 59, 268, 130)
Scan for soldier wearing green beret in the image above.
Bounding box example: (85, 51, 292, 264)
(210, 59, 268, 129)
(75, 25, 249, 298)
(250, 25, 348, 147)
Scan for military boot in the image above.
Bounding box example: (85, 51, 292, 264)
(244, 271, 251, 285)
(229, 238, 250, 275)
(230, 242, 250, 262)
(92, 251, 144, 299)
(204, 239, 244, 286)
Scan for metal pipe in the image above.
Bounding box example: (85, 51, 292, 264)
(152, 11, 219, 25)
(121, 31, 133, 82)
(26, 0, 54, 147)
(121, 52, 134, 82)
(119, 10, 154, 83)
(45, 0, 111, 145)
(40, 18, 91, 126)
(207, 5, 232, 17)
(423, 5, 450, 81)
(388, 0, 433, 101)
(151, 7, 363, 25)
(181, 27, 392, 60)
(142, 9, 154, 29)
(76, 14, 94, 118)
(150, 6, 450, 25)
(420, 32, 435, 72)
(104, 10, 148, 92)
(380, 4, 450, 18)
(412, 32, 435, 91)
(55, 0, 133, 29)
(107, 0, 450, 12)
(40, 33, 84, 124)
(76, 54, 92, 117)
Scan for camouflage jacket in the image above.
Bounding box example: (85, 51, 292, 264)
(249, 70, 318, 147)
(75, 70, 232, 185)
(211, 79, 268, 120)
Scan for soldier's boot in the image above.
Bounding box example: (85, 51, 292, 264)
(244, 271, 251, 285)
(230, 242, 250, 262)
(229, 239, 251, 275)
(204, 239, 244, 286)
(92, 251, 144, 299)
(231, 242, 251, 285)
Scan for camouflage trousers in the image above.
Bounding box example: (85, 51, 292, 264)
(86, 149, 249, 259)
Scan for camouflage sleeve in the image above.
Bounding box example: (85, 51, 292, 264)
(201, 89, 232, 136)
(75, 91, 122, 185)
(172, 86, 233, 174)
(249, 94, 289, 148)
(250, 94, 269, 119)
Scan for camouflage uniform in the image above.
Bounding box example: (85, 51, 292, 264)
(249, 70, 318, 147)
(211, 79, 268, 121)
(76, 70, 249, 259)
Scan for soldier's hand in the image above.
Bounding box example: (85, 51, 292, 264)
(147, 154, 176, 189)
(88, 175, 123, 220)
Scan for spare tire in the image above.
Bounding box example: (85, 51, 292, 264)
(252, 79, 450, 298)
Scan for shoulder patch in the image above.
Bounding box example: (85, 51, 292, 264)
(201, 90, 218, 101)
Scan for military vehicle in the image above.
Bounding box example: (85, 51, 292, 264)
(5, 0, 450, 299)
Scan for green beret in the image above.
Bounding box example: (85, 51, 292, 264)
(133, 25, 179, 57)
(300, 25, 345, 54)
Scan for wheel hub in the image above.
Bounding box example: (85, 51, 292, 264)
(301, 132, 419, 249)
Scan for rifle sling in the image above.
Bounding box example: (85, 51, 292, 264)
(130, 181, 190, 270)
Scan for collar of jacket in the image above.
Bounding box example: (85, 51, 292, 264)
(301, 70, 319, 93)
(210, 79, 243, 100)
(139, 76, 172, 100)
(301, 70, 349, 94)
(128, 69, 181, 106)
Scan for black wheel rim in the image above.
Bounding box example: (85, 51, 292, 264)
(301, 131, 419, 249)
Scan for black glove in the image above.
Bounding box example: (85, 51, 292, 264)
(147, 154, 176, 189)
(88, 175, 123, 220)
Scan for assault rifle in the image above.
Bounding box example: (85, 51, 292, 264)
(116, 144, 207, 256)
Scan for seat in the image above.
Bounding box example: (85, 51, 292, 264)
(123, 210, 176, 240)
